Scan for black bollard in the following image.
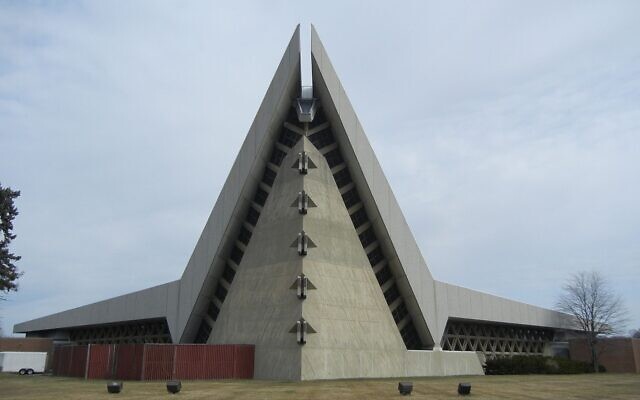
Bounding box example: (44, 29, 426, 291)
(107, 381, 123, 394)
(398, 381, 413, 395)
(167, 380, 182, 394)
(458, 382, 471, 395)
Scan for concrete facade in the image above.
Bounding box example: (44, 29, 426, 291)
(15, 25, 573, 380)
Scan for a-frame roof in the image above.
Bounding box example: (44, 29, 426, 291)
(15, 26, 573, 345)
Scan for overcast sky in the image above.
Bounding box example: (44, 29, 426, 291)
(1, 1, 639, 335)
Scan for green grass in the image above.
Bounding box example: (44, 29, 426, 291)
(1, 373, 639, 399)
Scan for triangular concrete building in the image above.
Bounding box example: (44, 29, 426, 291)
(15, 26, 574, 380)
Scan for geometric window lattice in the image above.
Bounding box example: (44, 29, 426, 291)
(69, 318, 171, 345)
(441, 319, 554, 357)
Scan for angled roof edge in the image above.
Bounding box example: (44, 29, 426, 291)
(434, 282, 575, 336)
(171, 26, 301, 341)
(13, 280, 179, 335)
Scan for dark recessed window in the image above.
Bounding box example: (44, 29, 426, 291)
(383, 284, 400, 305)
(342, 187, 361, 209)
(194, 320, 212, 344)
(207, 302, 220, 321)
(309, 129, 335, 149)
(308, 108, 327, 129)
(238, 226, 252, 245)
(367, 246, 384, 266)
(230, 246, 244, 265)
(400, 321, 422, 350)
(278, 128, 300, 148)
(222, 265, 236, 283)
(350, 207, 368, 228)
(253, 187, 268, 207)
(324, 148, 344, 168)
(375, 265, 392, 286)
(359, 227, 376, 248)
(262, 168, 277, 187)
(215, 284, 228, 302)
(245, 207, 260, 226)
(334, 168, 352, 188)
(269, 148, 287, 166)
(392, 303, 408, 323)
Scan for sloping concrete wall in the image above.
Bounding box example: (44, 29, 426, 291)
(207, 140, 305, 380)
(14, 281, 179, 336)
(310, 25, 437, 348)
(300, 136, 408, 379)
(173, 26, 302, 342)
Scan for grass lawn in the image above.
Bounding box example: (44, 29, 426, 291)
(1, 373, 639, 399)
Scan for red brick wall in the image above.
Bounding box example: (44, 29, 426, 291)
(0, 337, 53, 353)
(0, 338, 54, 370)
(569, 338, 640, 373)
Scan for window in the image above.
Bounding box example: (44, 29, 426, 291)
(238, 226, 252, 245)
(333, 168, 352, 188)
(359, 227, 376, 248)
(375, 265, 392, 285)
(384, 284, 400, 305)
(245, 207, 260, 226)
(367, 246, 384, 266)
(230, 246, 244, 265)
(342, 187, 361, 209)
(400, 321, 422, 350)
(350, 207, 368, 228)
(262, 168, 277, 186)
(215, 284, 228, 302)
(222, 265, 236, 282)
(207, 302, 220, 321)
(279, 128, 300, 148)
(392, 303, 408, 323)
(309, 129, 335, 149)
(253, 187, 268, 206)
(269, 148, 287, 166)
(194, 321, 212, 343)
(324, 148, 344, 168)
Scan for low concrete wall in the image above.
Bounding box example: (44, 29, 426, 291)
(300, 349, 484, 380)
(405, 350, 484, 377)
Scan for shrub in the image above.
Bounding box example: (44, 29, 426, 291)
(485, 355, 598, 375)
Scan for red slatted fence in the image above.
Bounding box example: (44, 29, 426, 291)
(52, 343, 254, 380)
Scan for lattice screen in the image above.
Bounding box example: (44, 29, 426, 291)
(69, 319, 171, 344)
(441, 319, 554, 356)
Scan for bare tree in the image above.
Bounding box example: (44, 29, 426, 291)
(556, 270, 628, 372)
(632, 329, 640, 339)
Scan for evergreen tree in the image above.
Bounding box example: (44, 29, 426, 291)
(0, 183, 22, 296)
